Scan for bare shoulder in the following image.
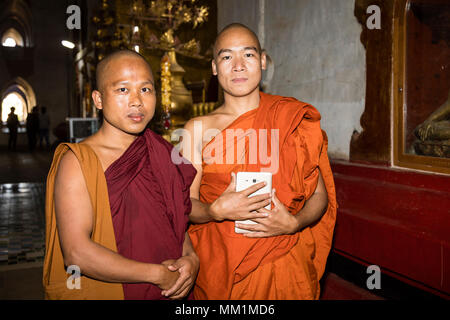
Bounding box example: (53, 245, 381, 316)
(184, 114, 216, 132)
(185, 107, 227, 131)
(55, 148, 84, 186)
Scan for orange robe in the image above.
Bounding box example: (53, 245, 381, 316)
(43, 143, 124, 299)
(188, 91, 337, 300)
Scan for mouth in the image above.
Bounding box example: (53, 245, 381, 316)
(128, 113, 145, 122)
(231, 77, 248, 83)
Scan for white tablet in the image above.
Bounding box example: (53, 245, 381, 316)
(235, 172, 272, 234)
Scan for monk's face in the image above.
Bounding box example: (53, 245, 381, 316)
(92, 55, 156, 136)
(212, 27, 266, 98)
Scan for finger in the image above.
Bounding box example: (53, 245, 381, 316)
(247, 193, 271, 204)
(170, 285, 191, 300)
(247, 199, 272, 212)
(238, 210, 269, 220)
(256, 207, 273, 215)
(242, 181, 267, 196)
(225, 172, 236, 191)
(162, 273, 187, 297)
(249, 217, 272, 224)
(167, 274, 192, 299)
(272, 189, 282, 207)
(171, 278, 192, 298)
(167, 260, 182, 271)
(168, 264, 178, 271)
(243, 231, 271, 238)
(235, 222, 266, 232)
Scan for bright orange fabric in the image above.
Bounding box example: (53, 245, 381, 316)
(43, 143, 124, 299)
(188, 92, 337, 299)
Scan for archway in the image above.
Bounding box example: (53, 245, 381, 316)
(0, 0, 33, 47)
(1, 77, 36, 123)
(1, 27, 24, 47)
(1, 91, 26, 122)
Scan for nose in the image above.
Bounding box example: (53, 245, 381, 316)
(129, 89, 143, 108)
(233, 56, 246, 72)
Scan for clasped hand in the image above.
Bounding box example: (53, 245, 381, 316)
(210, 173, 299, 237)
(158, 254, 199, 300)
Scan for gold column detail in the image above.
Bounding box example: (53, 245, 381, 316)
(160, 52, 171, 116)
(167, 49, 193, 128)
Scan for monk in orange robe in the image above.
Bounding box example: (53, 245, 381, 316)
(182, 23, 337, 299)
(43, 50, 198, 299)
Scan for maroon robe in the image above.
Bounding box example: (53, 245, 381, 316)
(105, 129, 196, 299)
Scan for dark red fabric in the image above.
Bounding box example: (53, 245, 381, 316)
(105, 129, 196, 300)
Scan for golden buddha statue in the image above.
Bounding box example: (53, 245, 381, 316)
(414, 91, 450, 158)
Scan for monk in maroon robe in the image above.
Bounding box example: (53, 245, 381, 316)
(106, 129, 196, 299)
(43, 50, 199, 300)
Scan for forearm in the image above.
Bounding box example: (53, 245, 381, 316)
(293, 191, 328, 232)
(189, 198, 215, 224)
(64, 239, 163, 285)
(181, 232, 196, 257)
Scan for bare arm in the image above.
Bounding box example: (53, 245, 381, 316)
(292, 169, 328, 231)
(54, 150, 178, 289)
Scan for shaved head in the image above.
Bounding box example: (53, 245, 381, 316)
(95, 49, 152, 91)
(214, 23, 262, 58)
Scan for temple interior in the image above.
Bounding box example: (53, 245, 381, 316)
(0, 0, 448, 300)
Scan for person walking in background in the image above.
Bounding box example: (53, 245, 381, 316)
(26, 106, 40, 152)
(39, 106, 50, 149)
(7, 107, 19, 151)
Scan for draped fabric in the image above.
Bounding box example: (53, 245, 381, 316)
(188, 91, 337, 299)
(43, 143, 124, 300)
(43, 129, 196, 300)
(105, 129, 197, 299)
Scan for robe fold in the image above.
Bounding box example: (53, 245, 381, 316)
(105, 129, 196, 299)
(43, 129, 196, 300)
(188, 91, 337, 300)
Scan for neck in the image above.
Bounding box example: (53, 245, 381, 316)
(222, 88, 261, 116)
(96, 123, 139, 151)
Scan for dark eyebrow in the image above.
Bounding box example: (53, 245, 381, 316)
(217, 46, 258, 56)
(111, 80, 154, 86)
(217, 48, 232, 56)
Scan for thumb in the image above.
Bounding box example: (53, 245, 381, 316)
(168, 265, 178, 272)
(167, 260, 181, 272)
(225, 172, 236, 191)
(272, 189, 281, 207)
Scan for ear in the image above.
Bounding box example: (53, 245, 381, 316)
(261, 50, 267, 71)
(92, 90, 103, 110)
(211, 59, 218, 76)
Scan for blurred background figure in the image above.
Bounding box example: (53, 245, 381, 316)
(7, 106, 19, 151)
(26, 106, 40, 152)
(38, 106, 50, 149)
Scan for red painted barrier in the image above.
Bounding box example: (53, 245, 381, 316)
(330, 160, 450, 298)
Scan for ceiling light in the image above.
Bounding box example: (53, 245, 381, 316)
(61, 40, 75, 49)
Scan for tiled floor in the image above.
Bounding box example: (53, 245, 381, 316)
(0, 145, 51, 299)
(0, 182, 46, 268)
